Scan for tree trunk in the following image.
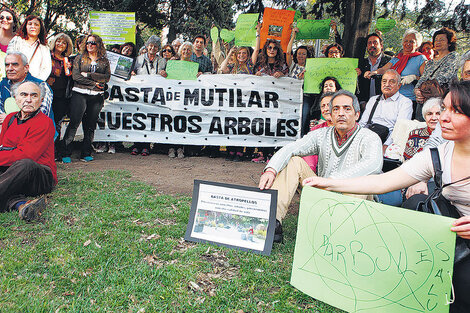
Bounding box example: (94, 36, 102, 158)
(342, 0, 375, 58)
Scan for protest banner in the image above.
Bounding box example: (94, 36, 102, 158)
(210, 26, 219, 43)
(296, 19, 331, 40)
(185, 180, 277, 255)
(89, 11, 135, 44)
(304, 58, 358, 93)
(376, 18, 397, 33)
(260, 8, 295, 52)
(95, 74, 303, 147)
(220, 29, 235, 43)
(291, 187, 455, 313)
(234, 13, 259, 47)
(166, 60, 199, 80)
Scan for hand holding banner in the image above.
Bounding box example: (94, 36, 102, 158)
(234, 13, 259, 47)
(166, 60, 199, 80)
(260, 8, 296, 52)
(296, 19, 331, 40)
(304, 58, 358, 93)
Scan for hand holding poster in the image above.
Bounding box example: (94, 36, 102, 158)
(89, 11, 135, 44)
(234, 13, 259, 47)
(296, 19, 331, 40)
(304, 58, 358, 93)
(165, 60, 199, 80)
(260, 8, 296, 52)
(291, 187, 455, 313)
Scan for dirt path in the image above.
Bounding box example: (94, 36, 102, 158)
(58, 152, 267, 196)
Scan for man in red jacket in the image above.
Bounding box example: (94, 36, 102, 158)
(0, 81, 57, 221)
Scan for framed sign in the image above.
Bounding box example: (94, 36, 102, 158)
(185, 180, 277, 255)
(106, 51, 135, 80)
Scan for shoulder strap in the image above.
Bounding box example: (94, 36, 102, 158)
(431, 147, 470, 189)
(29, 42, 41, 64)
(366, 96, 381, 125)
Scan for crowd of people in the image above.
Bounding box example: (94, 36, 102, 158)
(0, 5, 469, 312)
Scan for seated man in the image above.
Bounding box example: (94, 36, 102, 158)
(259, 90, 383, 242)
(0, 51, 53, 126)
(359, 69, 413, 149)
(0, 81, 57, 221)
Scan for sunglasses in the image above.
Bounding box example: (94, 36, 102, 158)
(162, 49, 173, 53)
(267, 46, 278, 50)
(0, 15, 12, 21)
(86, 41, 97, 46)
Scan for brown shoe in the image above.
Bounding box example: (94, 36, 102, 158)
(18, 196, 47, 222)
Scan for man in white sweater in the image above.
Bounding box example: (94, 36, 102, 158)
(259, 90, 383, 242)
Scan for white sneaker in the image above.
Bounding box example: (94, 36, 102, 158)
(177, 148, 184, 159)
(108, 144, 115, 154)
(95, 144, 107, 153)
(168, 148, 176, 158)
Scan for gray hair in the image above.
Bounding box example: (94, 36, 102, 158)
(172, 38, 183, 46)
(6, 51, 28, 66)
(422, 97, 442, 117)
(146, 35, 161, 48)
(403, 29, 423, 48)
(178, 41, 193, 55)
(11, 81, 45, 100)
(329, 89, 360, 113)
(384, 69, 401, 84)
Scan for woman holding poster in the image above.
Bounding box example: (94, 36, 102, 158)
(303, 80, 470, 312)
(252, 23, 288, 78)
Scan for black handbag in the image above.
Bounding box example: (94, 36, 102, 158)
(364, 96, 389, 143)
(416, 148, 470, 264)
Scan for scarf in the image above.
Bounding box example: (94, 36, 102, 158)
(391, 51, 422, 74)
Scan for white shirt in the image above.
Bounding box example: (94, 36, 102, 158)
(359, 92, 413, 145)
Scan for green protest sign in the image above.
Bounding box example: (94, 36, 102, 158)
(296, 19, 331, 40)
(291, 187, 455, 313)
(234, 13, 259, 47)
(210, 27, 219, 43)
(220, 28, 235, 43)
(89, 11, 135, 44)
(165, 60, 199, 80)
(376, 18, 396, 33)
(4, 97, 19, 114)
(304, 58, 358, 93)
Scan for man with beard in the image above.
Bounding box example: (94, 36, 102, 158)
(357, 33, 391, 104)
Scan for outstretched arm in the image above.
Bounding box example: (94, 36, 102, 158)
(251, 23, 262, 65)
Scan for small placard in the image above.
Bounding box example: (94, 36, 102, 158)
(185, 180, 277, 255)
(106, 51, 135, 80)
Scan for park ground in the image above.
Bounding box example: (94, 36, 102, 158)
(0, 152, 342, 312)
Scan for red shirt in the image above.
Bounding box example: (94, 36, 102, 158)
(0, 112, 57, 184)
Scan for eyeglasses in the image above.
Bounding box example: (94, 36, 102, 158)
(0, 16, 12, 21)
(328, 49, 340, 55)
(86, 41, 97, 46)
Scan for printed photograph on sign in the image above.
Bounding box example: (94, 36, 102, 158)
(106, 51, 135, 80)
(185, 180, 277, 255)
(268, 25, 283, 37)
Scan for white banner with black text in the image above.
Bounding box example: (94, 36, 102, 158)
(95, 74, 303, 147)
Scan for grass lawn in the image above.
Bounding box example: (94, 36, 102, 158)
(0, 170, 343, 313)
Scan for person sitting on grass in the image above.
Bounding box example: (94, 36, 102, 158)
(0, 81, 57, 221)
(259, 90, 383, 243)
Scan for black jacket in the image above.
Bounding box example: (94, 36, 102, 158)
(357, 53, 391, 102)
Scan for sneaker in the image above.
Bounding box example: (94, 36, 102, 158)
(108, 144, 115, 154)
(141, 148, 150, 156)
(273, 219, 283, 243)
(168, 148, 176, 158)
(177, 148, 184, 159)
(95, 144, 107, 153)
(18, 196, 46, 222)
(251, 154, 265, 163)
(80, 156, 94, 162)
(233, 152, 243, 162)
(225, 151, 235, 161)
(131, 147, 139, 155)
(62, 157, 71, 164)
